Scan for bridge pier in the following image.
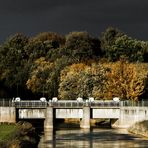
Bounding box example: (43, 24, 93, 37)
(80, 106, 90, 128)
(44, 107, 53, 131)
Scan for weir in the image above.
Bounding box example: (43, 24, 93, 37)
(0, 99, 148, 130)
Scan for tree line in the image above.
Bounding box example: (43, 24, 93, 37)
(0, 27, 148, 100)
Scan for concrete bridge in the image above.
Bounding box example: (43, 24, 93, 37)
(0, 99, 148, 130)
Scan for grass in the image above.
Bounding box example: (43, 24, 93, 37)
(0, 124, 17, 141)
(0, 122, 39, 147)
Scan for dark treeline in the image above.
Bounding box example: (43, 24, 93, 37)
(0, 27, 148, 100)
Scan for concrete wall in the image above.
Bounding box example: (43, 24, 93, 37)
(0, 107, 16, 123)
(56, 109, 83, 119)
(18, 108, 83, 119)
(112, 107, 148, 128)
(16, 106, 148, 129)
(93, 108, 120, 119)
(19, 109, 45, 119)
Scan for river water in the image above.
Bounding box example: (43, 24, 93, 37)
(38, 128, 148, 148)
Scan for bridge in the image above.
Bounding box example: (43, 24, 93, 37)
(0, 99, 148, 130)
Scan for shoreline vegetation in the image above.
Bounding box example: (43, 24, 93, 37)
(0, 27, 147, 101)
(128, 120, 148, 138)
(0, 121, 39, 148)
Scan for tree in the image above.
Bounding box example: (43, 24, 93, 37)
(24, 40, 51, 61)
(58, 63, 107, 100)
(26, 57, 55, 98)
(31, 32, 65, 48)
(100, 27, 124, 50)
(26, 55, 75, 98)
(103, 61, 148, 101)
(112, 35, 146, 62)
(0, 33, 29, 89)
(65, 31, 101, 61)
(100, 27, 147, 62)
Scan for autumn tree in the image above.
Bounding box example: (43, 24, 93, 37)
(26, 57, 55, 97)
(103, 61, 148, 101)
(26, 55, 75, 98)
(58, 63, 107, 100)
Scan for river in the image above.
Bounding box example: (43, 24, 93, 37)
(38, 128, 148, 148)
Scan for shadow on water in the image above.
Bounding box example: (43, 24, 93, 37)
(38, 121, 148, 148)
(15, 119, 148, 147)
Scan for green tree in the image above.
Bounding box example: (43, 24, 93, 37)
(0, 33, 29, 89)
(100, 27, 124, 50)
(100, 27, 147, 62)
(65, 31, 101, 61)
(31, 32, 65, 48)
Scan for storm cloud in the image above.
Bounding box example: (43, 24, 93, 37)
(0, 0, 148, 42)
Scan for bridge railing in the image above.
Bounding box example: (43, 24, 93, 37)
(14, 100, 47, 108)
(50, 100, 148, 108)
(90, 101, 120, 107)
(48, 100, 120, 108)
(1, 99, 148, 108)
(121, 100, 148, 107)
(49, 101, 84, 108)
(0, 99, 13, 107)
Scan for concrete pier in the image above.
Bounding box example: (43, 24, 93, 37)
(44, 107, 54, 130)
(80, 106, 90, 128)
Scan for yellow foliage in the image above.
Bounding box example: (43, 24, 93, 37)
(59, 63, 107, 100)
(103, 61, 148, 101)
(26, 57, 54, 94)
(60, 63, 89, 81)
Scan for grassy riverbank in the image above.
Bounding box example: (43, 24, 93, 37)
(0, 124, 16, 141)
(0, 122, 39, 147)
(0, 124, 17, 147)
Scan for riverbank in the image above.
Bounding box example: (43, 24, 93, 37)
(128, 120, 148, 138)
(0, 121, 39, 148)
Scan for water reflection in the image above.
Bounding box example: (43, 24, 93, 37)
(38, 128, 148, 148)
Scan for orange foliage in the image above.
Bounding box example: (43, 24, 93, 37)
(103, 61, 148, 101)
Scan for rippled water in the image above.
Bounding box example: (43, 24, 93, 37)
(38, 128, 148, 148)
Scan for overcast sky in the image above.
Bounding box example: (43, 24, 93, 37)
(0, 0, 148, 42)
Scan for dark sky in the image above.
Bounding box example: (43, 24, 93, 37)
(0, 0, 148, 42)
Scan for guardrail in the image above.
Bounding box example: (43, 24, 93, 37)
(14, 100, 47, 108)
(16, 100, 148, 108)
(120, 100, 148, 107)
(0, 99, 148, 108)
(90, 101, 120, 108)
(49, 101, 84, 108)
